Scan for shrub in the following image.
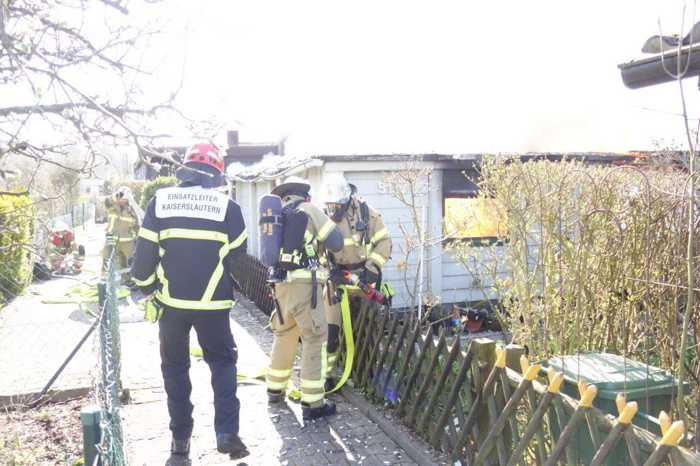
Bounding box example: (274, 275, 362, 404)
(140, 176, 177, 209)
(453, 159, 694, 363)
(450, 157, 700, 422)
(0, 192, 34, 304)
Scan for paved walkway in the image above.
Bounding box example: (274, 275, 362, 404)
(122, 300, 419, 466)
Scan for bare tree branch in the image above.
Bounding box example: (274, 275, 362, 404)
(0, 102, 168, 117)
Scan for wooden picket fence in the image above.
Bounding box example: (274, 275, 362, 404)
(343, 300, 700, 466)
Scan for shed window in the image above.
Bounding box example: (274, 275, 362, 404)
(443, 170, 507, 244)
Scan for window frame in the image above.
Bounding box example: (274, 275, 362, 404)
(442, 169, 507, 247)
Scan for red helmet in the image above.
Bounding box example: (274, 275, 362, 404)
(184, 144, 224, 174)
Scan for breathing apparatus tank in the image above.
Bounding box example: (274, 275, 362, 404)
(259, 194, 284, 268)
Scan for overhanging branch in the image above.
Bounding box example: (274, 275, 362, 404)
(0, 102, 160, 117)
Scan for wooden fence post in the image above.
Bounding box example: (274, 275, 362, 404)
(505, 344, 547, 465)
(504, 344, 525, 371)
(473, 339, 496, 456)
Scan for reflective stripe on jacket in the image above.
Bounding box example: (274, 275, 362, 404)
(330, 198, 391, 273)
(107, 206, 139, 242)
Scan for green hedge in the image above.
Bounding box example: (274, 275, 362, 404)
(0, 192, 34, 304)
(140, 176, 177, 209)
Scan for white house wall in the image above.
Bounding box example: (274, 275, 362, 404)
(327, 165, 439, 309)
(345, 172, 419, 308)
(441, 247, 509, 303)
(337, 165, 525, 309)
(235, 160, 525, 309)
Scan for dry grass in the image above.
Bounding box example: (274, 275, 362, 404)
(0, 397, 86, 466)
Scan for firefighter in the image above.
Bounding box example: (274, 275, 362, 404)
(47, 221, 84, 274)
(103, 186, 142, 284)
(265, 176, 343, 421)
(131, 144, 249, 465)
(321, 173, 392, 389)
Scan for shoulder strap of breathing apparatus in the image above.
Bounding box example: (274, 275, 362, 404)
(277, 199, 316, 271)
(357, 200, 370, 245)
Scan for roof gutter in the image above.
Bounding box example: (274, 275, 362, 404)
(618, 44, 700, 89)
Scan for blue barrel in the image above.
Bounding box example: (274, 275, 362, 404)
(259, 194, 283, 267)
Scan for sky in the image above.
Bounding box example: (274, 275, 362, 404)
(154, 1, 700, 155)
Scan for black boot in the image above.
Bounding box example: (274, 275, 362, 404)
(302, 400, 337, 421)
(267, 389, 284, 404)
(216, 433, 249, 459)
(165, 438, 191, 466)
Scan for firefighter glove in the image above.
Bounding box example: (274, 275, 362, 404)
(140, 297, 162, 323)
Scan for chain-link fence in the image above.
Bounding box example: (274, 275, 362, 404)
(93, 245, 127, 465)
(0, 209, 104, 402)
(0, 263, 97, 405)
(53, 201, 96, 230)
(30, 201, 96, 268)
(0, 228, 128, 464)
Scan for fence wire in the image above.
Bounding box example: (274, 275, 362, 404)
(53, 202, 97, 231)
(94, 244, 127, 466)
(0, 259, 95, 405)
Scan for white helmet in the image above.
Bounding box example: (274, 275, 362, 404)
(271, 176, 311, 198)
(116, 186, 144, 224)
(321, 173, 352, 205)
(116, 186, 132, 201)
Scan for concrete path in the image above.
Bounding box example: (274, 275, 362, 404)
(122, 300, 419, 466)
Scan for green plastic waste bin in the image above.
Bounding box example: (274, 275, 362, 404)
(545, 352, 687, 465)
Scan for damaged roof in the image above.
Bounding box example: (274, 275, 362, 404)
(226, 154, 322, 182)
(226, 151, 662, 183)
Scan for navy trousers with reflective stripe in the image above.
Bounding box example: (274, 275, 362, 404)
(158, 309, 239, 440)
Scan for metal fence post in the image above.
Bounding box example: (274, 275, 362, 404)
(81, 405, 102, 466)
(95, 249, 127, 466)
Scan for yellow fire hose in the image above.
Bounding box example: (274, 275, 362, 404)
(189, 345, 304, 400)
(188, 285, 358, 401)
(325, 286, 355, 394)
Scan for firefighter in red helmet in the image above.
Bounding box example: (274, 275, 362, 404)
(131, 143, 249, 464)
(47, 221, 84, 275)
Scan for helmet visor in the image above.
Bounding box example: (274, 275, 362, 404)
(321, 175, 352, 204)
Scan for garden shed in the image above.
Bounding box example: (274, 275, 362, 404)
(227, 152, 641, 309)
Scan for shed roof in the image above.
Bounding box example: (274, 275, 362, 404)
(226, 154, 322, 182)
(226, 151, 657, 183)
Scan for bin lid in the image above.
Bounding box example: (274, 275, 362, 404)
(545, 352, 679, 399)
